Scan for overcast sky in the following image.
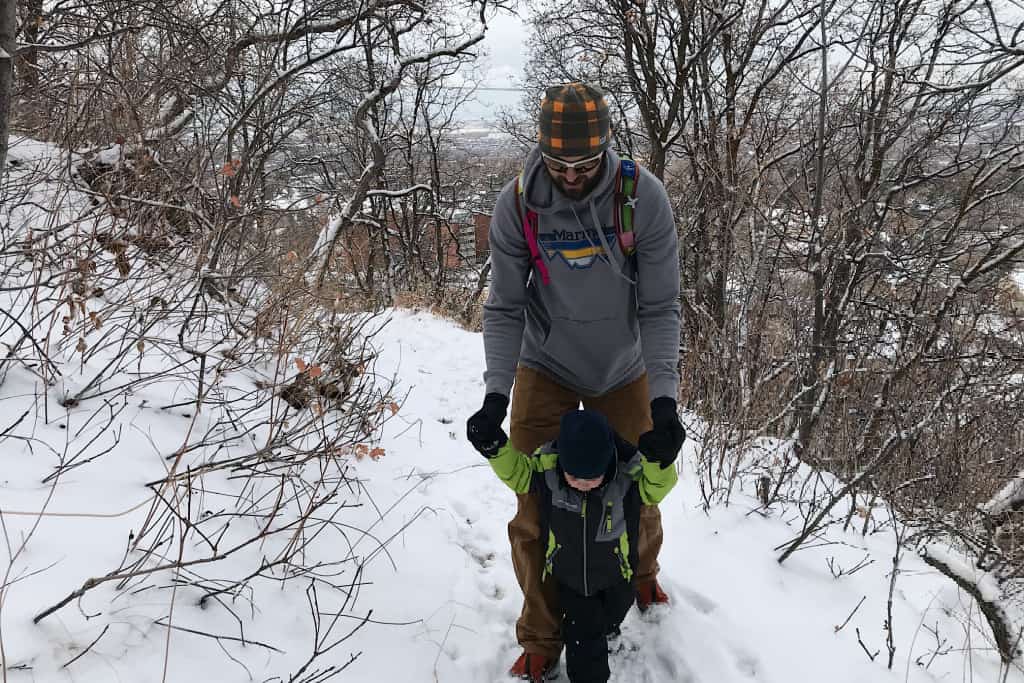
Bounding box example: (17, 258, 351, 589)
(481, 9, 529, 89)
(452, 9, 530, 121)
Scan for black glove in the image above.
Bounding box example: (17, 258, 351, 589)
(467, 392, 509, 458)
(638, 397, 685, 469)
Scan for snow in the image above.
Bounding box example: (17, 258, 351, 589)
(94, 143, 124, 166)
(0, 308, 1019, 682)
(922, 544, 1004, 606)
(982, 471, 1024, 518)
(2, 139, 1021, 682)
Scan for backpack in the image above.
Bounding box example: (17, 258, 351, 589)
(513, 158, 640, 285)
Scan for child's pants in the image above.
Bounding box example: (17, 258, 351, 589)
(558, 581, 635, 683)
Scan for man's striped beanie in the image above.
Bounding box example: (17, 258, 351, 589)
(538, 83, 611, 159)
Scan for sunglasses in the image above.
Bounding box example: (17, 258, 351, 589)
(541, 151, 604, 175)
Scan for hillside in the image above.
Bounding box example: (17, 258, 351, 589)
(1, 305, 1018, 682)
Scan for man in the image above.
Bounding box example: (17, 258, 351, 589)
(466, 82, 685, 682)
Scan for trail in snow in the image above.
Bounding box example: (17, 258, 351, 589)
(357, 310, 1018, 683)
(1, 308, 1018, 682)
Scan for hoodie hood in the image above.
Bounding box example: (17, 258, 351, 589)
(521, 145, 621, 217)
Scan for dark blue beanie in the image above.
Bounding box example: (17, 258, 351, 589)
(558, 410, 614, 479)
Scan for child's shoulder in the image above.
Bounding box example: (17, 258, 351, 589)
(530, 440, 560, 473)
(613, 434, 638, 462)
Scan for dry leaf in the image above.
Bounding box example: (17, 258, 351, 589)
(136, 339, 145, 354)
(309, 365, 323, 379)
(115, 252, 131, 277)
(354, 444, 369, 460)
(389, 401, 399, 416)
(295, 358, 307, 373)
(229, 195, 242, 208)
(221, 161, 236, 177)
(76, 338, 87, 353)
(286, 250, 298, 262)
(311, 402, 324, 417)
(89, 311, 102, 330)
(369, 447, 385, 460)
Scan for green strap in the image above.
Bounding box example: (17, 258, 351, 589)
(616, 533, 634, 581)
(543, 530, 559, 580)
(617, 159, 638, 255)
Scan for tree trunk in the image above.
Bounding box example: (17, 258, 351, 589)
(15, 0, 39, 89)
(0, 0, 15, 178)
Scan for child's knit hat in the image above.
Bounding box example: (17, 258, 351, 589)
(558, 409, 615, 479)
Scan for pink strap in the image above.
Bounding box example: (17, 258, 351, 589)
(521, 210, 550, 285)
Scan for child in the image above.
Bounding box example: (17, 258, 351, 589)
(473, 409, 678, 683)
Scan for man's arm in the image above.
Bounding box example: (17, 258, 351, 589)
(482, 182, 532, 398)
(635, 172, 681, 401)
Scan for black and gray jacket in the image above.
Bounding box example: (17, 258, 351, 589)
(536, 437, 643, 597)
(487, 433, 683, 598)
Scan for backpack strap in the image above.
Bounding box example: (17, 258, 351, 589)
(614, 158, 639, 256)
(514, 171, 551, 285)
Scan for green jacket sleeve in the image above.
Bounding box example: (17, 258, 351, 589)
(487, 444, 559, 494)
(633, 456, 678, 505)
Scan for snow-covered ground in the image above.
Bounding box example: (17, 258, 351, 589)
(2, 308, 1019, 683)
(1, 134, 1019, 682)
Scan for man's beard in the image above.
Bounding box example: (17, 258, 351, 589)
(551, 166, 603, 200)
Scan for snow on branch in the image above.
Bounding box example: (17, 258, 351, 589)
(142, 108, 195, 142)
(208, 0, 422, 94)
(310, 23, 487, 287)
(982, 471, 1024, 520)
(366, 184, 432, 198)
(15, 26, 143, 55)
(920, 544, 1021, 663)
(141, 1, 423, 144)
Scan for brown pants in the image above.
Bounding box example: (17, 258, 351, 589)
(508, 366, 663, 659)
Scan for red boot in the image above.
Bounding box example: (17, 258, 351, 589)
(509, 651, 559, 682)
(636, 580, 670, 612)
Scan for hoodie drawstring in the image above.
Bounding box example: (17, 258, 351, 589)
(569, 201, 636, 286)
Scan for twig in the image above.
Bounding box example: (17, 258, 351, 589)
(856, 627, 880, 661)
(835, 595, 866, 634)
(61, 625, 110, 669)
(153, 618, 283, 652)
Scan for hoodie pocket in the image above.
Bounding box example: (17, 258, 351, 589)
(541, 316, 639, 389)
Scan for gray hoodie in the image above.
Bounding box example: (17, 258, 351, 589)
(483, 146, 680, 400)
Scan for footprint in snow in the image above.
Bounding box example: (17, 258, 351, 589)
(677, 585, 719, 615)
(726, 640, 762, 678)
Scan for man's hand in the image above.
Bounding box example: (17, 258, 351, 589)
(467, 393, 510, 458)
(638, 397, 685, 469)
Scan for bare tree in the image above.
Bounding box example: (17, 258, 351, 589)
(0, 0, 14, 176)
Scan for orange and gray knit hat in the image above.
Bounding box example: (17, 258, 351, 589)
(538, 83, 611, 159)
